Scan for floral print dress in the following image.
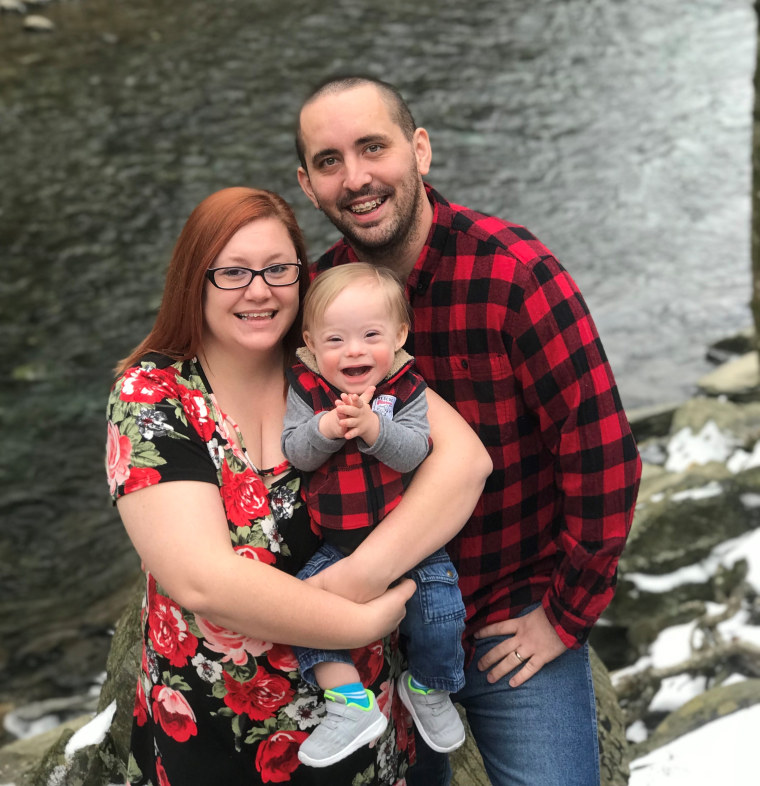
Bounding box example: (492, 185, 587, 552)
(106, 355, 414, 786)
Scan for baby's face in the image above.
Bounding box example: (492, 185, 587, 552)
(304, 280, 407, 394)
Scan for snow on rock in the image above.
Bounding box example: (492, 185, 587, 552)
(63, 701, 116, 758)
(664, 421, 736, 472)
(625, 529, 760, 594)
(629, 704, 760, 785)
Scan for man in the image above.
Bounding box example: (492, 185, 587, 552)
(295, 75, 641, 786)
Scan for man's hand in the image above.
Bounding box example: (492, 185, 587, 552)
(474, 605, 568, 688)
(335, 387, 379, 443)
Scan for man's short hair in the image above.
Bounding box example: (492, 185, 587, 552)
(295, 75, 417, 171)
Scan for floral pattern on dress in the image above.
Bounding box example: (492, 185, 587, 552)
(107, 356, 412, 786)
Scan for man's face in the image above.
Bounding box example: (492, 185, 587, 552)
(297, 85, 432, 259)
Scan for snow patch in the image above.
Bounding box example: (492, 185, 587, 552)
(64, 701, 116, 758)
(665, 421, 735, 472)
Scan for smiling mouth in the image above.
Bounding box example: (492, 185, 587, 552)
(342, 366, 371, 377)
(349, 196, 387, 215)
(236, 311, 274, 320)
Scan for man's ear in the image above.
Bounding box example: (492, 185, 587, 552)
(297, 167, 320, 209)
(413, 127, 432, 177)
(395, 324, 409, 350)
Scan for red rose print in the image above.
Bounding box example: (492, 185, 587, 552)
(148, 595, 198, 667)
(120, 365, 179, 404)
(156, 756, 171, 786)
(151, 685, 197, 743)
(220, 460, 271, 527)
(223, 667, 294, 721)
(124, 466, 161, 494)
(176, 384, 216, 441)
(133, 678, 148, 727)
(195, 615, 272, 665)
(376, 680, 392, 720)
(392, 683, 413, 755)
(106, 421, 132, 494)
(255, 730, 309, 783)
(266, 643, 299, 672)
(233, 544, 277, 564)
(351, 639, 384, 685)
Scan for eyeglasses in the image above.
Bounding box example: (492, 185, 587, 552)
(205, 261, 302, 289)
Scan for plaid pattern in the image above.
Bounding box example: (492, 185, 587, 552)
(314, 184, 642, 650)
(286, 358, 427, 535)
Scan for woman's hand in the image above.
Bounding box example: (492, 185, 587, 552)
(361, 578, 416, 639)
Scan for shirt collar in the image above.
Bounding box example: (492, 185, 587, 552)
(326, 182, 449, 299)
(405, 182, 450, 299)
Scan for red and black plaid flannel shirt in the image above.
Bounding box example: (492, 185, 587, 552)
(287, 357, 427, 540)
(314, 183, 642, 650)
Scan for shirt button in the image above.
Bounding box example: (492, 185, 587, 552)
(461, 359, 468, 370)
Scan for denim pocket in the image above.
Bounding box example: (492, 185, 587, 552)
(411, 559, 467, 625)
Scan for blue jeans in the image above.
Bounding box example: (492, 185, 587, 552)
(407, 606, 600, 786)
(295, 543, 466, 692)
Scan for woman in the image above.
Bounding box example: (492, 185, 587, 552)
(106, 187, 491, 785)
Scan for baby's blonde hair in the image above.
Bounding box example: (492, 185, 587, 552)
(302, 263, 412, 335)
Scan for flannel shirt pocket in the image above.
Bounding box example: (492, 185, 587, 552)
(435, 353, 515, 445)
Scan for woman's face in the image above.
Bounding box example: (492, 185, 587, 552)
(202, 217, 301, 359)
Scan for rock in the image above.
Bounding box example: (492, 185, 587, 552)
(698, 351, 760, 402)
(0, 581, 143, 786)
(94, 577, 143, 764)
(0, 0, 26, 14)
(604, 464, 760, 654)
(591, 647, 631, 786)
(627, 401, 680, 443)
(669, 396, 760, 445)
(23, 13, 53, 31)
(3, 694, 99, 740)
(631, 679, 760, 759)
(705, 327, 755, 365)
(0, 715, 90, 785)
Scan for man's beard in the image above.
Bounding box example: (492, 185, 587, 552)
(319, 164, 425, 265)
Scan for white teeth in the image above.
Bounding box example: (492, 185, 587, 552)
(237, 311, 274, 320)
(351, 197, 386, 214)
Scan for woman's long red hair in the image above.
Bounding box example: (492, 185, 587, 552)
(116, 187, 309, 376)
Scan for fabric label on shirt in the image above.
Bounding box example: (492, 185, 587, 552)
(372, 395, 396, 420)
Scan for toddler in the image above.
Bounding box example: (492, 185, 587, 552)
(282, 263, 466, 768)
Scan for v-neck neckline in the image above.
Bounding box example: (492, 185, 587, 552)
(190, 357, 291, 480)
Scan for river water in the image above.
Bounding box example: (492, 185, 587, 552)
(0, 0, 755, 709)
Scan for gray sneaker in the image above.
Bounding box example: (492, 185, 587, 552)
(397, 670, 465, 753)
(297, 690, 388, 768)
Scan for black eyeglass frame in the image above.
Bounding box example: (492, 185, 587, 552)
(205, 261, 302, 289)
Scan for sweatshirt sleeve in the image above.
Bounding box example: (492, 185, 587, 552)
(281, 386, 345, 472)
(360, 388, 431, 473)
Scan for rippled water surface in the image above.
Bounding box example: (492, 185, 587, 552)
(0, 0, 755, 704)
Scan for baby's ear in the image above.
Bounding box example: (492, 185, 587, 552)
(395, 324, 409, 350)
(303, 331, 316, 352)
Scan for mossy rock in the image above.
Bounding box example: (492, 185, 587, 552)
(631, 679, 760, 759)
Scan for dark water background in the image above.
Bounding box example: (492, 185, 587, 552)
(0, 0, 755, 709)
